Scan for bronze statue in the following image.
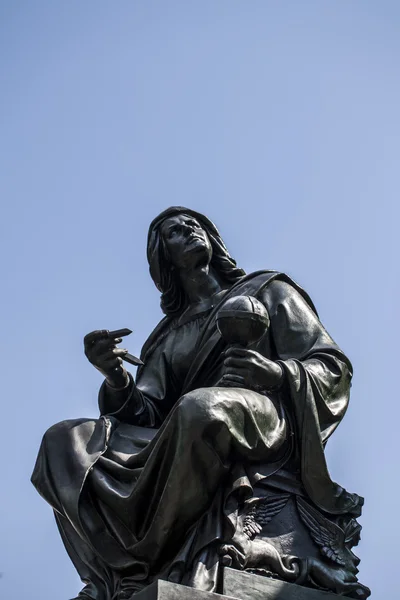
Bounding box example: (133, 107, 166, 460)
(32, 207, 370, 600)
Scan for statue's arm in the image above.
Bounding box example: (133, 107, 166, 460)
(261, 279, 352, 440)
(98, 343, 173, 428)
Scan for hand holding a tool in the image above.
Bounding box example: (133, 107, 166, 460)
(84, 328, 143, 389)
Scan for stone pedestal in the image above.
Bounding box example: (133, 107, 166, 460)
(132, 568, 342, 600)
(131, 578, 236, 600)
(223, 568, 342, 599)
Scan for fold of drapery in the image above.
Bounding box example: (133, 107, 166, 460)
(32, 385, 288, 598)
(31, 270, 362, 599)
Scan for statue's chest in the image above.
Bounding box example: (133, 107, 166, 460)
(166, 312, 275, 390)
(168, 314, 212, 384)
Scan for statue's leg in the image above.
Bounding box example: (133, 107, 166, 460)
(118, 387, 287, 568)
(54, 511, 116, 600)
(34, 389, 287, 594)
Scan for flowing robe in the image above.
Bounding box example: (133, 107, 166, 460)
(31, 271, 361, 600)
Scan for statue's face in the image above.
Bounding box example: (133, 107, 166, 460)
(161, 214, 212, 270)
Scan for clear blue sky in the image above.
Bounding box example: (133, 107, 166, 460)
(0, 2, 398, 598)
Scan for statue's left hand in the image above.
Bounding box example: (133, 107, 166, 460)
(220, 347, 284, 391)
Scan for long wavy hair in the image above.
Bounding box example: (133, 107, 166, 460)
(147, 207, 245, 317)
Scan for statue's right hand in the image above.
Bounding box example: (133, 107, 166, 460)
(84, 330, 129, 389)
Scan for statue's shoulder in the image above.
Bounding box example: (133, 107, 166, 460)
(249, 270, 318, 316)
(139, 315, 174, 362)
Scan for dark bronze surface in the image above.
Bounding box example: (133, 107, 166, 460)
(223, 568, 343, 600)
(125, 570, 343, 600)
(31, 207, 370, 600)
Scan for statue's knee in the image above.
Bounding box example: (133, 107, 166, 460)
(42, 418, 90, 449)
(176, 388, 224, 428)
(177, 389, 208, 419)
(43, 420, 68, 443)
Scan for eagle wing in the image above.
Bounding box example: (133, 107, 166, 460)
(243, 493, 290, 539)
(296, 496, 346, 566)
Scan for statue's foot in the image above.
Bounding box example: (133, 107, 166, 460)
(346, 587, 372, 599)
(307, 558, 371, 598)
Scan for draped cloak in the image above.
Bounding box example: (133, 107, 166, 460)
(31, 270, 362, 600)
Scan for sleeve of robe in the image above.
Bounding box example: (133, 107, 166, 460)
(260, 278, 361, 515)
(98, 338, 176, 428)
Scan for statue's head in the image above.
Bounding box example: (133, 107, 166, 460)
(147, 207, 245, 316)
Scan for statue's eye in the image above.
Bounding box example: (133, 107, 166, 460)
(169, 226, 179, 238)
(187, 219, 199, 229)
